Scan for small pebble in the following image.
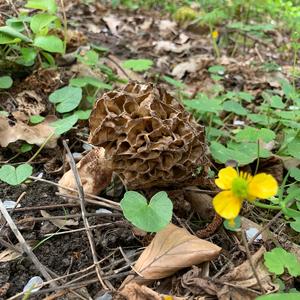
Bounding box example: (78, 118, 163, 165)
(233, 120, 245, 125)
(3, 200, 21, 209)
(246, 227, 262, 242)
(23, 276, 43, 293)
(96, 208, 112, 214)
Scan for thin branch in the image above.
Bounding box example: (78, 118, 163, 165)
(241, 230, 265, 294)
(0, 200, 57, 288)
(62, 140, 108, 290)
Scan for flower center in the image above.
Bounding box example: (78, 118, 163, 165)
(232, 177, 248, 199)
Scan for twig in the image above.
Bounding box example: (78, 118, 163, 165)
(0, 200, 57, 288)
(106, 55, 132, 80)
(241, 229, 265, 294)
(62, 140, 108, 290)
(29, 176, 121, 210)
(8, 202, 79, 212)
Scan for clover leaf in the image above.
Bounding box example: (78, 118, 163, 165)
(0, 164, 32, 185)
(120, 191, 173, 232)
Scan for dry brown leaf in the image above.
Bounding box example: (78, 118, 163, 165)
(120, 282, 185, 300)
(218, 246, 278, 300)
(182, 247, 278, 300)
(103, 15, 121, 36)
(0, 115, 57, 148)
(0, 248, 22, 262)
(154, 41, 191, 54)
(58, 148, 113, 196)
(122, 224, 221, 286)
(40, 210, 78, 230)
(172, 55, 213, 79)
(158, 19, 177, 38)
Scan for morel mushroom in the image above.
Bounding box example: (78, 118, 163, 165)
(89, 82, 209, 189)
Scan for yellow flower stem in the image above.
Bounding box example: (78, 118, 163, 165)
(252, 201, 281, 210)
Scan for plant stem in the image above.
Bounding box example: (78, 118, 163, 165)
(252, 201, 281, 210)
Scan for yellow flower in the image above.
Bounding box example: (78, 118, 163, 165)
(212, 30, 219, 39)
(213, 167, 278, 222)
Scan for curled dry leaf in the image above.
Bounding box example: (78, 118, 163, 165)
(122, 224, 221, 286)
(0, 241, 35, 262)
(119, 282, 184, 300)
(0, 115, 57, 148)
(40, 210, 78, 230)
(103, 15, 121, 36)
(182, 247, 278, 300)
(58, 148, 113, 197)
(154, 40, 191, 54)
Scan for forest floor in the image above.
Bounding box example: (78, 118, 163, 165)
(0, 1, 300, 300)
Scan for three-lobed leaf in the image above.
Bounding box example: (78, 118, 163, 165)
(51, 115, 78, 135)
(120, 191, 173, 232)
(264, 247, 300, 277)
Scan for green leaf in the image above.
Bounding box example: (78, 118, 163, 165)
(49, 86, 82, 113)
(0, 32, 20, 44)
(224, 216, 241, 231)
(208, 65, 225, 75)
(120, 191, 173, 232)
(25, 0, 57, 14)
(270, 95, 285, 109)
(264, 247, 300, 277)
(122, 59, 153, 72)
(162, 76, 185, 88)
(20, 143, 33, 153)
(247, 113, 276, 126)
(51, 115, 78, 135)
(184, 95, 222, 113)
(290, 168, 300, 182)
(69, 77, 112, 90)
(0, 76, 13, 89)
(33, 35, 64, 53)
(30, 13, 57, 34)
(16, 47, 37, 66)
(0, 164, 33, 185)
(237, 92, 254, 102)
(235, 127, 275, 143)
(287, 136, 300, 159)
(29, 115, 45, 124)
(77, 50, 99, 66)
(0, 26, 32, 42)
(257, 293, 300, 300)
(290, 217, 300, 232)
(74, 110, 92, 120)
(223, 100, 248, 115)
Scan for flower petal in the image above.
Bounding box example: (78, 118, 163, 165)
(248, 173, 278, 199)
(215, 167, 238, 190)
(213, 191, 242, 220)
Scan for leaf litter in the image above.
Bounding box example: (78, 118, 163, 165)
(0, 1, 300, 299)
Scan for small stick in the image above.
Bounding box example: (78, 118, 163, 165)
(0, 200, 57, 288)
(9, 203, 80, 212)
(62, 140, 108, 290)
(241, 229, 265, 294)
(29, 176, 121, 210)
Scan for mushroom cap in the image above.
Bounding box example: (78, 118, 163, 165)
(89, 82, 208, 189)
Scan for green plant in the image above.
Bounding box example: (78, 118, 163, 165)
(264, 247, 300, 277)
(120, 191, 173, 232)
(0, 0, 65, 71)
(122, 58, 153, 72)
(0, 164, 32, 185)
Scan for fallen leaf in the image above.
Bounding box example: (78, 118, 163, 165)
(122, 223, 221, 286)
(154, 40, 191, 54)
(182, 247, 278, 300)
(120, 282, 185, 300)
(172, 55, 213, 79)
(219, 247, 278, 300)
(58, 147, 113, 196)
(40, 210, 78, 230)
(0, 248, 22, 262)
(158, 20, 177, 38)
(0, 115, 57, 148)
(103, 15, 121, 36)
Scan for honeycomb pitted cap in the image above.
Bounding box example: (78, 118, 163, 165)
(88, 82, 209, 189)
